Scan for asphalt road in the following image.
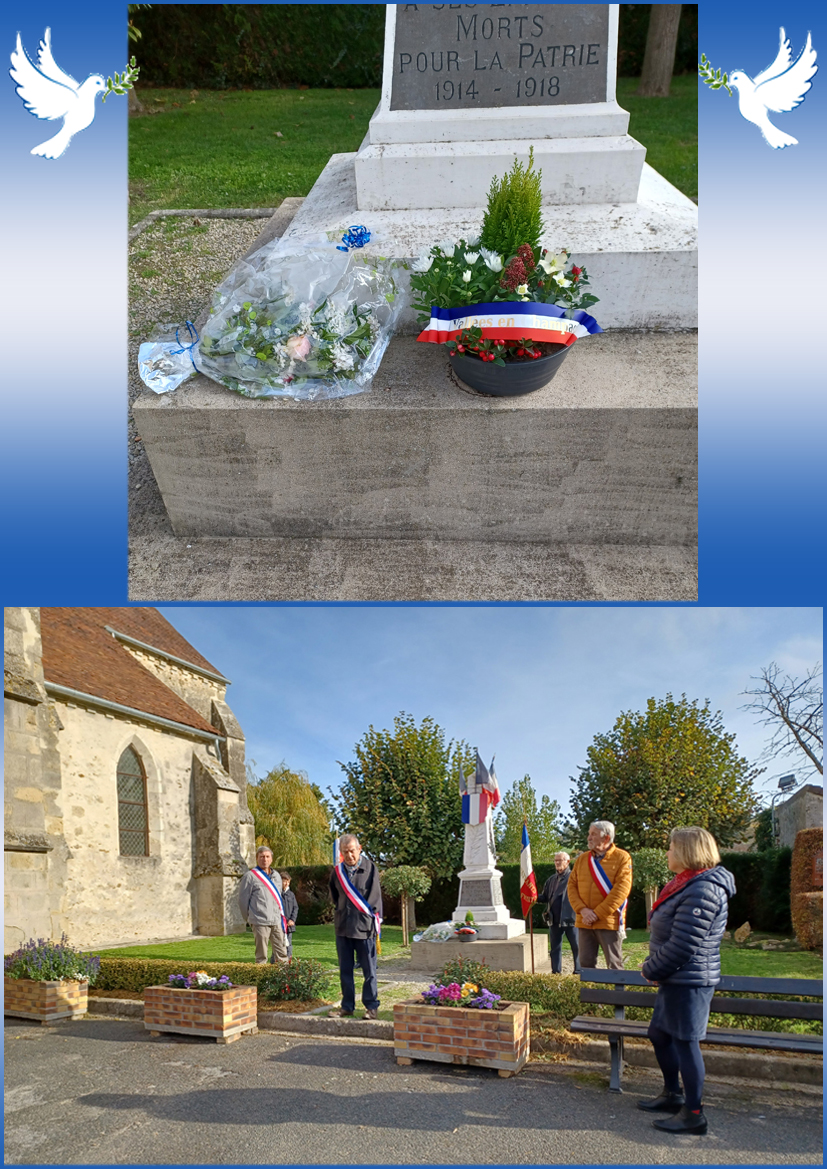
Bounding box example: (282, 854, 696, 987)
(4, 1016, 822, 1165)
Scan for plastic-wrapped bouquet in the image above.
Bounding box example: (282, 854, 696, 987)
(138, 228, 406, 402)
(167, 971, 234, 990)
(421, 980, 503, 1009)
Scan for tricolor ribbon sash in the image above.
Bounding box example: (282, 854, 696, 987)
(417, 300, 602, 345)
(333, 862, 382, 943)
(250, 868, 288, 934)
(588, 853, 628, 940)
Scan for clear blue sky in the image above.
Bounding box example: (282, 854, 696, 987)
(159, 606, 822, 821)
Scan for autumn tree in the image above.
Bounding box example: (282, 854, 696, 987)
(494, 774, 563, 863)
(247, 762, 333, 865)
(565, 694, 761, 850)
(331, 713, 473, 879)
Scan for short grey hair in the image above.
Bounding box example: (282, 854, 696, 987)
(339, 833, 360, 849)
(555, 851, 571, 862)
(256, 845, 273, 857)
(590, 820, 615, 842)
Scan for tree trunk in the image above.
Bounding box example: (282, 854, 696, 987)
(401, 898, 409, 948)
(128, 87, 143, 116)
(407, 895, 416, 936)
(644, 886, 659, 928)
(636, 5, 682, 97)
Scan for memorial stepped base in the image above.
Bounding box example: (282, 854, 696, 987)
(134, 332, 696, 544)
(281, 153, 697, 330)
(410, 935, 551, 973)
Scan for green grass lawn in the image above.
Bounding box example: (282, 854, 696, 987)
(616, 75, 697, 202)
(129, 76, 697, 225)
(619, 928, 822, 979)
(93, 924, 406, 966)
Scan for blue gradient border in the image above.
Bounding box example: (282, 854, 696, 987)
(1, 1, 825, 604)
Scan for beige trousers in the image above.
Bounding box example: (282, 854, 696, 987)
(252, 922, 288, 964)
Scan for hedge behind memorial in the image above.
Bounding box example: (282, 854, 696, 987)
(132, 4, 698, 90)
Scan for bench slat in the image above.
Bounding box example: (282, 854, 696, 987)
(580, 969, 823, 998)
(570, 1015, 823, 1054)
(579, 987, 822, 1020)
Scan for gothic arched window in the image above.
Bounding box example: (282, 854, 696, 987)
(116, 746, 149, 856)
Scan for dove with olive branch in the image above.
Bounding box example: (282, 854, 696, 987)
(700, 29, 817, 149)
(10, 27, 139, 159)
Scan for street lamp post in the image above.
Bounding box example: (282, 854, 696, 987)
(770, 774, 798, 846)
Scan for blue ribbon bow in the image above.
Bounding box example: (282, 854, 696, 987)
(170, 320, 200, 370)
(336, 225, 371, 252)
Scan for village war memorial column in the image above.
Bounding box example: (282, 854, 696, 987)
(133, 3, 696, 576)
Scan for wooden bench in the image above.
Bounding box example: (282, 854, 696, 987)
(570, 968, 823, 1092)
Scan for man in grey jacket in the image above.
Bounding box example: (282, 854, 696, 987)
(238, 846, 288, 964)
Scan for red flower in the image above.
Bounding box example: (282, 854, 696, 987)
(571, 265, 582, 276)
(517, 244, 536, 274)
(499, 256, 527, 291)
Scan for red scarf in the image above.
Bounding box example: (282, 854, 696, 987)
(650, 867, 710, 915)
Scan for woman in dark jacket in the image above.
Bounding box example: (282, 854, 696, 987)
(638, 826, 736, 1135)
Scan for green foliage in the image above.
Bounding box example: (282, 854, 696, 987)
(332, 713, 473, 879)
(247, 762, 333, 865)
(698, 52, 733, 96)
(631, 848, 671, 891)
(479, 147, 544, 258)
(132, 5, 385, 89)
(566, 694, 761, 851)
(380, 866, 432, 901)
(93, 958, 278, 993)
(4, 935, 100, 985)
(753, 807, 774, 852)
(258, 958, 334, 1002)
(102, 57, 139, 103)
(495, 774, 563, 863)
(722, 849, 793, 933)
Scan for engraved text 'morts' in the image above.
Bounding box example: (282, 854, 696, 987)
(390, 4, 610, 111)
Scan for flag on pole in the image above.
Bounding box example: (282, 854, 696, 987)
(333, 836, 340, 867)
(520, 822, 538, 918)
(460, 751, 502, 824)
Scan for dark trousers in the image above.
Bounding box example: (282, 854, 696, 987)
(549, 923, 580, 973)
(648, 1022, 705, 1110)
(335, 934, 379, 1012)
(577, 927, 624, 970)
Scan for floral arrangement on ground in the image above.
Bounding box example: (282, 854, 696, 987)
(4, 934, 100, 984)
(421, 980, 503, 1009)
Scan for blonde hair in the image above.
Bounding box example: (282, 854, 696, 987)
(670, 826, 720, 871)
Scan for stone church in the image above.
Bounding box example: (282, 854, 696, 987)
(4, 607, 255, 952)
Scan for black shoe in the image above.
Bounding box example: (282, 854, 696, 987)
(637, 1090, 686, 1113)
(652, 1106, 708, 1135)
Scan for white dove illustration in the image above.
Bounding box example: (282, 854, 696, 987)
(729, 28, 817, 148)
(10, 28, 106, 158)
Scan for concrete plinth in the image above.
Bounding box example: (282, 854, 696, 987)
(410, 934, 551, 973)
(133, 332, 696, 543)
(281, 153, 697, 330)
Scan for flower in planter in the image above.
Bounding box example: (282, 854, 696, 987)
(412, 148, 602, 362)
(167, 971, 235, 990)
(421, 980, 502, 1009)
(4, 934, 100, 985)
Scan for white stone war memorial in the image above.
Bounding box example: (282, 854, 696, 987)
(134, 4, 697, 597)
(410, 755, 549, 972)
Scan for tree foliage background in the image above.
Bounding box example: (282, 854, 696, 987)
(495, 774, 563, 863)
(247, 762, 333, 866)
(565, 694, 761, 850)
(331, 713, 473, 879)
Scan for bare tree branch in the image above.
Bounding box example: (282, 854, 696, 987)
(741, 662, 823, 777)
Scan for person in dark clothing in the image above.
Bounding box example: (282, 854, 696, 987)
(329, 834, 383, 1020)
(537, 852, 581, 974)
(279, 871, 300, 959)
(638, 826, 736, 1136)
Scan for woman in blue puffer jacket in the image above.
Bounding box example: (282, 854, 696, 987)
(638, 826, 736, 1135)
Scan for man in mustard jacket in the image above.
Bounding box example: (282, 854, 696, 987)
(568, 820, 633, 971)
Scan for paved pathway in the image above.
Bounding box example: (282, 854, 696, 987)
(4, 1015, 821, 1164)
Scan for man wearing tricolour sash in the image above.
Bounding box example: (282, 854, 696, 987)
(329, 834, 383, 1019)
(568, 820, 633, 971)
(238, 845, 289, 965)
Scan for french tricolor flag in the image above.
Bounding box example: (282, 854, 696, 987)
(520, 822, 538, 918)
(460, 752, 501, 825)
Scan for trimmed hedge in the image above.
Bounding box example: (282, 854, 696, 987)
(791, 827, 823, 950)
(133, 4, 697, 90)
(93, 957, 330, 998)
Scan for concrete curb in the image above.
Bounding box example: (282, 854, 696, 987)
(88, 999, 822, 1085)
(128, 207, 278, 243)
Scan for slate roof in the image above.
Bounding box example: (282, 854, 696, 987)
(40, 608, 219, 735)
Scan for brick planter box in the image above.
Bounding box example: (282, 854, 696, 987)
(4, 977, 89, 1024)
(144, 985, 258, 1044)
(393, 997, 529, 1077)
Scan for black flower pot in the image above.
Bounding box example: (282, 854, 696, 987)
(449, 343, 571, 396)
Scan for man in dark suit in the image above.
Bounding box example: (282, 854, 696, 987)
(329, 835, 383, 1020)
(538, 851, 581, 974)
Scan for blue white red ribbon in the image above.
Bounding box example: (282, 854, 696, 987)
(250, 868, 288, 935)
(333, 862, 382, 941)
(417, 300, 602, 344)
(588, 853, 627, 936)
